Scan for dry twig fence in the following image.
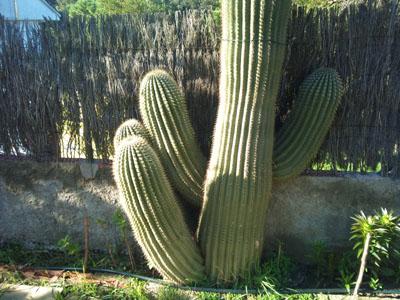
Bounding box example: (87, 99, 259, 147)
(0, 1, 399, 176)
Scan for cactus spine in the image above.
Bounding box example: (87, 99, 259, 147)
(114, 136, 205, 284)
(114, 119, 151, 149)
(198, 0, 293, 281)
(273, 68, 344, 180)
(139, 70, 206, 207)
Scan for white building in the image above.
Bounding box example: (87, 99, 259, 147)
(0, 0, 60, 22)
(0, 0, 60, 42)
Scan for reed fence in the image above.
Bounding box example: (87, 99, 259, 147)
(1, 1, 399, 176)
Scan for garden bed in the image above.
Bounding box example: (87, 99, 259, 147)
(1, 243, 400, 299)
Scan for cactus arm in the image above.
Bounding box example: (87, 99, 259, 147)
(113, 136, 205, 284)
(139, 70, 206, 207)
(198, 0, 292, 282)
(113, 119, 151, 149)
(273, 68, 344, 180)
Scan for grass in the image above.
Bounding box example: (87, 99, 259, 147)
(0, 242, 149, 276)
(0, 268, 320, 299)
(0, 270, 319, 300)
(54, 283, 320, 300)
(0, 242, 362, 299)
(55, 279, 149, 299)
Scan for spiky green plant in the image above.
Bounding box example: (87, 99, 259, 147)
(113, 0, 344, 284)
(197, 0, 294, 281)
(114, 136, 205, 284)
(273, 68, 343, 180)
(139, 70, 206, 207)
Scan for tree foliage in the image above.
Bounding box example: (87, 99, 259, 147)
(96, 0, 161, 15)
(295, 0, 333, 7)
(56, 0, 355, 16)
(57, 0, 220, 15)
(67, 0, 98, 16)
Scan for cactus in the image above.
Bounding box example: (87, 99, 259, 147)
(113, 119, 151, 149)
(197, 0, 293, 281)
(273, 68, 344, 180)
(139, 70, 206, 207)
(113, 136, 205, 284)
(113, 0, 344, 284)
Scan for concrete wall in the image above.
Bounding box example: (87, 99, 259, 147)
(0, 160, 399, 258)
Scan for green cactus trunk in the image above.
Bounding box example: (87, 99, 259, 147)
(273, 68, 344, 180)
(114, 136, 205, 284)
(198, 0, 292, 282)
(139, 70, 206, 207)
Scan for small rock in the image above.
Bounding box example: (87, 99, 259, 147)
(79, 162, 99, 180)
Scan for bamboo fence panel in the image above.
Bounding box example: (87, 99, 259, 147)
(0, 2, 399, 176)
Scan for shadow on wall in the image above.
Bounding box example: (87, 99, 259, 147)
(0, 160, 134, 252)
(266, 175, 400, 260)
(0, 160, 399, 262)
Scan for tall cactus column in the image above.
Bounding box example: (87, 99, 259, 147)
(198, 0, 292, 282)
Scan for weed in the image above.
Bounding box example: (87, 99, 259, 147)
(0, 270, 50, 287)
(112, 209, 136, 270)
(260, 277, 283, 298)
(308, 241, 338, 287)
(156, 286, 190, 300)
(239, 244, 295, 290)
(195, 292, 221, 299)
(338, 269, 355, 294)
(242, 291, 317, 300)
(57, 278, 149, 300)
(0, 271, 24, 284)
(57, 235, 81, 257)
(351, 208, 400, 290)
(336, 251, 357, 293)
(53, 292, 64, 300)
(369, 276, 382, 291)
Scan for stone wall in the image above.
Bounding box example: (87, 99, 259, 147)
(1, 160, 399, 259)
